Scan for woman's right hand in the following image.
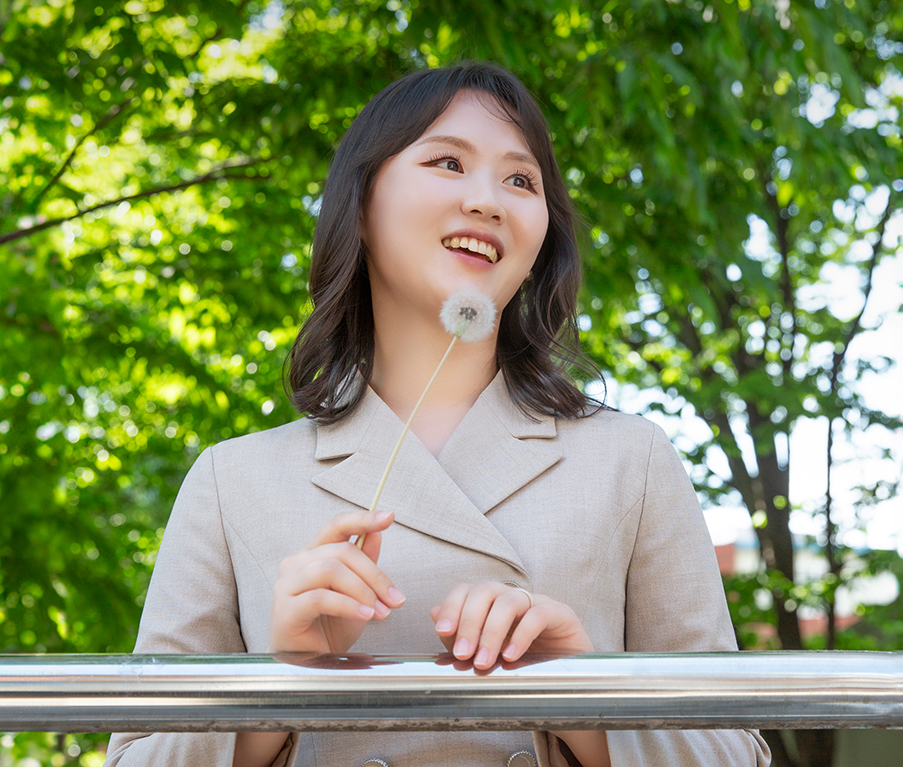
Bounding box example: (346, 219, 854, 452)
(269, 509, 406, 655)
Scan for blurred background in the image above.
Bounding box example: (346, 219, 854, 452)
(0, 1, 901, 765)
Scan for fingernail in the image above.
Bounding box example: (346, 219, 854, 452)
(435, 619, 453, 633)
(453, 637, 470, 657)
(374, 600, 390, 618)
(387, 587, 406, 605)
(375, 510, 392, 522)
(502, 643, 517, 659)
(475, 647, 489, 666)
(359, 604, 375, 618)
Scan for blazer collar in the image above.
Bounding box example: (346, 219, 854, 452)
(311, 372, 561, 573)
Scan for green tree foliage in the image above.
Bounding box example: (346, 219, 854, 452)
(1, 1, 900, 766)
(567, 0, 902, 657)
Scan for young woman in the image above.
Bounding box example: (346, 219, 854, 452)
(106, 63, 770, 767)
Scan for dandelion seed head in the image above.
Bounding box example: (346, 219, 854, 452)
(439, 290, 496, 342)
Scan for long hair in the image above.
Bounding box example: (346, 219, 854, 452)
(286, 61, 601, 423)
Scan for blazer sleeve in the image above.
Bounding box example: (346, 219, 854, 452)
(104, 447, 297, 767)
(604, 423, 770, 766)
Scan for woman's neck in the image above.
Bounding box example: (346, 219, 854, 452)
(369, 308, 498, 457)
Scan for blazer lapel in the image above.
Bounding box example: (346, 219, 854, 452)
(311, 381, 538, 573)
(437, 372, 561, 513)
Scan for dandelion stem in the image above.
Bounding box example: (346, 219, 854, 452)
(356, 334, 459, 549)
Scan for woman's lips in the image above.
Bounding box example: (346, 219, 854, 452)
(442, 236, 499, 263)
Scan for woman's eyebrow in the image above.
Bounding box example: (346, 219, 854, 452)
(418, 135, 539, 168)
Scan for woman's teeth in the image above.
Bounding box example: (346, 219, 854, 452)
(442, 236, 499, 263)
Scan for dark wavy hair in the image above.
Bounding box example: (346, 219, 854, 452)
(286, 61, 601, 423)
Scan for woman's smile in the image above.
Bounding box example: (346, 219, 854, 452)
(441, 233, 502, 264)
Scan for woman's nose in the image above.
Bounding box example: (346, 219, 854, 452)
(461, 174, 506, 223)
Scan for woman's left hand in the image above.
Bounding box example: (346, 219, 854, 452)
(429, 582, 593, 669)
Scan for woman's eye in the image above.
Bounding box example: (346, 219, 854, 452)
(506, 173, 536, 191)
(436, 158, 461, 172)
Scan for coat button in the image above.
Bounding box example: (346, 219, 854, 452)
(361, 760, 389, 767)
(507, 751, 536, 767)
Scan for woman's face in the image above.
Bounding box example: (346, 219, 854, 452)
(361, 90, 549, 330)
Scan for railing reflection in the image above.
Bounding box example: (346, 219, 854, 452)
(1, 651, 901, 733)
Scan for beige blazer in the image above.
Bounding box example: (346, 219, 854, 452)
(106, 374, 770, 767)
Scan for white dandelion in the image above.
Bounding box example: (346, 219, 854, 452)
(357, 291, 497, 550)
(439, 290, 497, 342)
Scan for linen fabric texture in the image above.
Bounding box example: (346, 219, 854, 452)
(105, 373, 770, 767)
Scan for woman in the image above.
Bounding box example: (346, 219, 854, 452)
(106, 62, 770, 767)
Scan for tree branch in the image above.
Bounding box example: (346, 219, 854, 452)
(827, 198, 895, 389)
(0, 158, 269, 245)
(701, 262, 740, 332)
(822, 196, 895, 649)
(27, 0, 252, 215)
(658, 305, 774, 564)
(824, 416, 839, 650)
(29, 98, 136, 210)
(762, 176, 797, 378)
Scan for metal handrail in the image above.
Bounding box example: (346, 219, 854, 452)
(1, 651, 901, 732)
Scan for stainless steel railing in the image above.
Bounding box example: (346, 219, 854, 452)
(1, 651, 901, 732)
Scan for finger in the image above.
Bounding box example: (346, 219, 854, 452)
(430, 606, 456, 653)
(355, 532, 402, 610)
(353, 531, 407, 607)
(359, 527, 383, 565)
(502, 604, 556, 661)
(278, 543, 405, 609)
(354, 509, 394, 552)
(305, 509, 395, 550)
(453, 583, 508, 661)
(275, 555, 379, 610)
(473, 590, 532, 668)
(270, 588, 381, 652)
(432, 583, 472, 643)
(284, 588, 379, 629)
